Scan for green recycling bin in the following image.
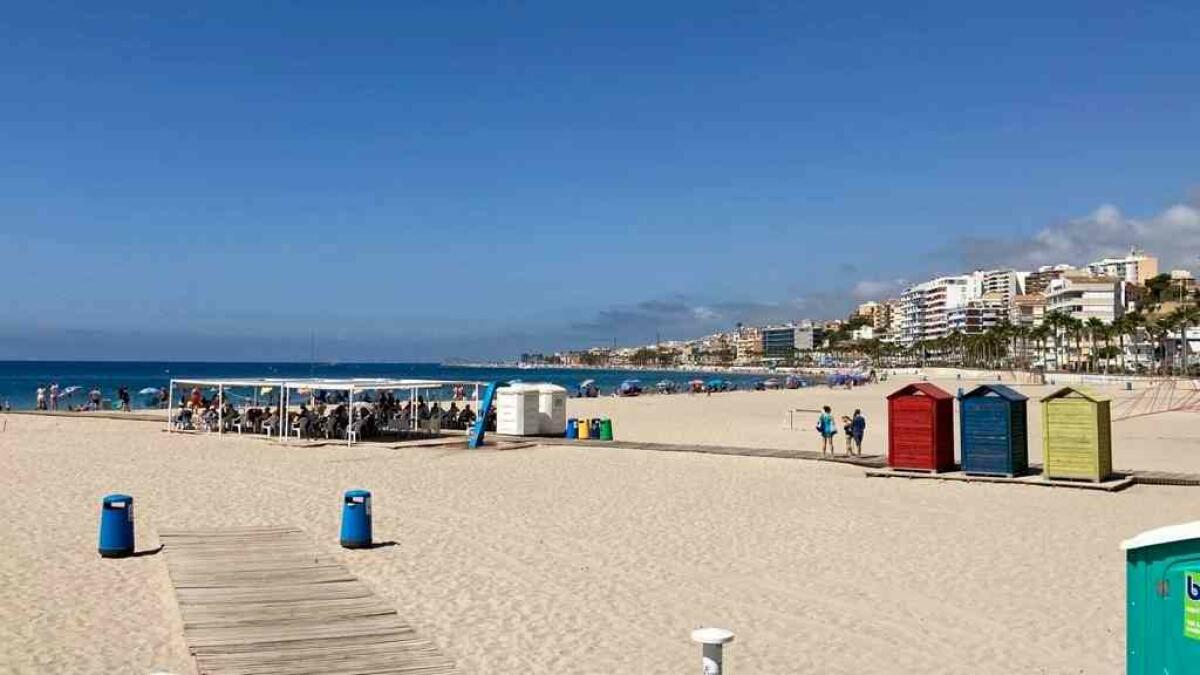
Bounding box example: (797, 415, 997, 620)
(1124, 521, 1200, 674)
(599, 418, 613, 441)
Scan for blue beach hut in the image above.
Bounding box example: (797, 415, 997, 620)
(959, 384, 1029, 477)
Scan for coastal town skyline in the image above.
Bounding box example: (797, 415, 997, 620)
(536, 245, 1200, 373)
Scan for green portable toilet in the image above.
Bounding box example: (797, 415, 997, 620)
(1123, 521, 1200, 674)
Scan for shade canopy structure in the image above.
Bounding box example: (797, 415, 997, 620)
(167, 377, 489, 445)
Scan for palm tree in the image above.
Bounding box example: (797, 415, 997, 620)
(1098, 322, 1113, 374)
(1167, 305, 1200, 376)
(991, 320, 1013, 369)
(1124, 312, 1146, 374)
(1043, 311, 1069, 372)
(1066, 317, 1083, 372)
(1030, 323, 1050, 371)
(1085, 317, 1104, 373)
(1111, 315, 1127, 373)
(1146, 315, 1171, 375)
(1011, 323, 1031, 370)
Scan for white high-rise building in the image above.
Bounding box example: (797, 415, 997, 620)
(898, 275, 979, 345)
(980, 269, 1022, 308)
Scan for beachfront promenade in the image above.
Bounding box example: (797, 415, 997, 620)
(1, 373, 1198, 672)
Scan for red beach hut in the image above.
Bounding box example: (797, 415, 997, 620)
(887, 382, 955, 472)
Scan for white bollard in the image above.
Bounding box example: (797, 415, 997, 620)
(691, 627, 734, 674)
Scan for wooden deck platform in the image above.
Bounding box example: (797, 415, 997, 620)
(863, 467, 1136, 492)
(536, 437, 888, 467)
(159, 525, 457, 675)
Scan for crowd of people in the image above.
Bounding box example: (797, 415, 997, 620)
(33, 384, 135, 412)
(172, 387, 492, 441)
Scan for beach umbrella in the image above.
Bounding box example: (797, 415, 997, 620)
(580, 379, 596, 387)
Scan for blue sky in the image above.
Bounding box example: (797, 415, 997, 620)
(1, 1, 1198, 360)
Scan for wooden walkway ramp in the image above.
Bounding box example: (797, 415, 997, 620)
(159, 525, 457, 675)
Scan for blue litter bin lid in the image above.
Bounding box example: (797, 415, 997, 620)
(103, 493, 133, 505)
(344, 489, 371, 500)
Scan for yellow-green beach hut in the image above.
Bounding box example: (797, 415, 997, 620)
(1040, 386, 1112, 482)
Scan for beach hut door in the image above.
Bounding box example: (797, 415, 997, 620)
(1162, 561, 1200, 670)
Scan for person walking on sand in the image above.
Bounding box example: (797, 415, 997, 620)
(816, 405, 836, 456)
(850, 409, 866, 456)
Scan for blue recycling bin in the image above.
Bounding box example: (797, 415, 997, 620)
(588, 418, 601, 438)
(565, 418, 578, 439)
(340, 489, 372, 549)
(98, 493, 134, 558)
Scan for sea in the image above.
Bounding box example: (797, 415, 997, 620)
(0, 361, 783, 410)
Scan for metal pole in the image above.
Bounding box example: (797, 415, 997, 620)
(218, 385, 224, 435)
(691, 627, 734, 675)
(167, 380, 174, 433)
(279, 386, 285, 441)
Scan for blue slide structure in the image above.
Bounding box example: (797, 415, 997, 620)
(468, 382, 503, 449)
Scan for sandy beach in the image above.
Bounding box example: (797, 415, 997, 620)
(1, 374, 1196, 673)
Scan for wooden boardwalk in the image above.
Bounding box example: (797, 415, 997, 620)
(538, 438, 1200, 490)
(537, 436, 888, 467)
(160, 525, 457, 675)
(863, 467, 1136, 492)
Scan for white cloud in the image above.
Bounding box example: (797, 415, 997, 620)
(958, 200, 1200, 272)
(851, 279, 908, 300)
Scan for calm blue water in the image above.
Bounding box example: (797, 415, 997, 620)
(0, 362, 778, 410)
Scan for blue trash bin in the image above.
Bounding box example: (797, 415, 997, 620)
(565, 418, 578, 439)
(98, 493, 134, 558)
(588, 419, 601, 438)
(340, 489, 372, 549)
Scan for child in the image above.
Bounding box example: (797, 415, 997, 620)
(841, 415, 854, 455)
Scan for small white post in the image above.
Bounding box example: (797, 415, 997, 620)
(691, 627, 734, 675)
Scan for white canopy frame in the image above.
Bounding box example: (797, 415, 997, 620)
(168, 377, 485, 445)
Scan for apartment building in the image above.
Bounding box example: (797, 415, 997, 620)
(946, 296, 1006, 335)
(1045, 272, 1123, 323)
(854, 301, 880, 321)
(1010, 294, 1047, 328)
(980, 269, 1023, 308)
(1087, 249, 1159, 286)
(880, 298, 903, 341)
(898, 275, 978, 345)
(1025, 264, 1075, 295)
(734, 325, 763, 364)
